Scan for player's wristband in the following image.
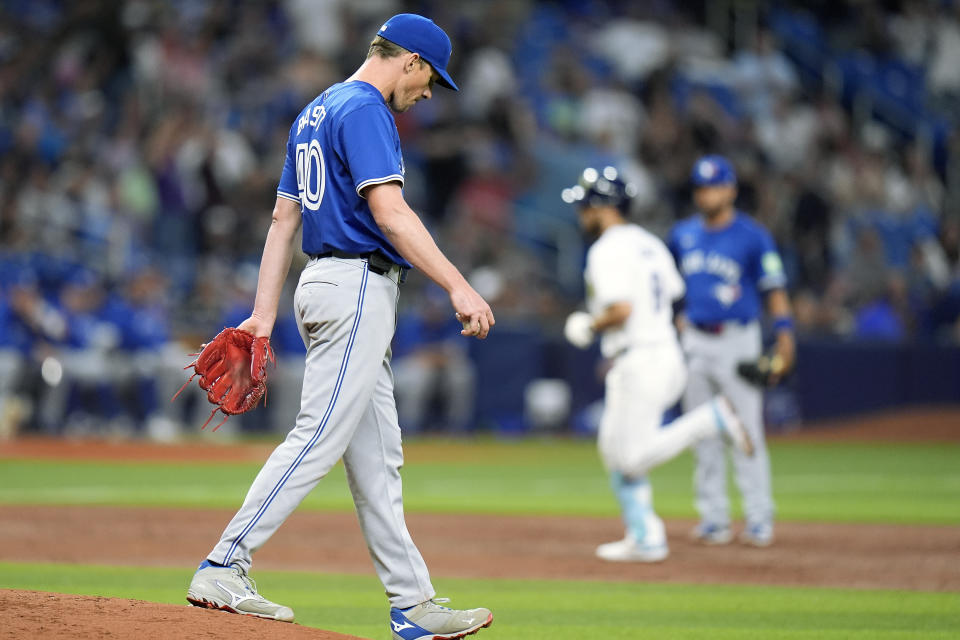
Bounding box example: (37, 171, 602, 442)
(772, 316, 794, 333)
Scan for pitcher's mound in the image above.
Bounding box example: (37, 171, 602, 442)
(0, 589, 369, 639)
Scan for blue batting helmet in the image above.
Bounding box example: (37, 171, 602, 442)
(561, 166, 636, 211)
(691, 155, 736, 187)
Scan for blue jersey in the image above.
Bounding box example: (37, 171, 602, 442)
(277, 81, 409, 267)
(667, 212, 786, 324)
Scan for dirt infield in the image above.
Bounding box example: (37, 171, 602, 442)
(0, 590, 365, 639)
(1, 407, 958, 638)
(776, 407, 960, 442)
(1, 505, 958, 592)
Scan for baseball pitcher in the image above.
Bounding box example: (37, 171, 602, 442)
(184, 15, 494, 640)
(562, 167, 754, 562)
(668, 155, 796, 547)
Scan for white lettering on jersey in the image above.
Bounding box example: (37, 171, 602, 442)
(681, 250, 704, 273)
(296, 139, 326, 210)
(297, 105, 327, 136)
(681, 250, 741, 283)
(295, 105, 328, 209)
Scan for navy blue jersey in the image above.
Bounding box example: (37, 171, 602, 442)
(667, 212, 786, 324)
(277, 81, 409, 267)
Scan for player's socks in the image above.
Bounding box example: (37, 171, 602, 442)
(597, 473, 669, 562)
(198, 559, 229, 569)
(611, 472, 666, 548)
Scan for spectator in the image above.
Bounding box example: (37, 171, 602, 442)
(0, 0, 957, 438)
(0, 294, 27, 439)
(754, 92, 819, 172)
(589, 16, 671, 86)
(392, 289, 476, 434)
(928, 2, 960, 110)
(732, 28, 799, 122)
(842, 226, 891, 309)
(888, 0, 935, 66)
(52, 269, 128, 436)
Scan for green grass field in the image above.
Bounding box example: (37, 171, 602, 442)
(1, 563, 957, 639)
(1, 439, 958, 523)
(2, 437, 959, 638)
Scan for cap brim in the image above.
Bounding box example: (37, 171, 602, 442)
(435, 67, 458, 91)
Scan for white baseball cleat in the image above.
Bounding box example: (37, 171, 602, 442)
(713, 395, 754, 456)
(595, 537, 669, 563)
(186, 560, 294, 622)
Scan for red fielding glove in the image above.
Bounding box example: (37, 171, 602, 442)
(173, 327, 275, 431)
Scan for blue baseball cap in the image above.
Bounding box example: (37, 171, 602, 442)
(691, 155, 736, 186)
(376, 14, 458, 91)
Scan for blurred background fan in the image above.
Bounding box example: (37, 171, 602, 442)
(0, 0, 958, 440)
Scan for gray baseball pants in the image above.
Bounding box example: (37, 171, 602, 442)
(682, 321, 774, 528)
(208, 256, 435, 609)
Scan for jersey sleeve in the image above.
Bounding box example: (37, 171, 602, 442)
(754, 228, 788, 291)
(339, 104, 404, 198)
(276, 130, 300, 204)
(587, 247, 633, 309)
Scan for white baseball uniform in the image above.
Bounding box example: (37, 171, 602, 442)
(584, 223, 729, 549)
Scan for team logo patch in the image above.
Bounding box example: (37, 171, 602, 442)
(712, 283, 742, 307)
(380, 23, 388, 32)
(698, 161, 715, 180)
(761, 251, 784, 276)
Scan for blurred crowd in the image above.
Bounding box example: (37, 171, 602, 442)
(1, 0, 958, 438)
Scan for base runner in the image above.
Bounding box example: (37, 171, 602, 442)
(562, 166, 754, 562)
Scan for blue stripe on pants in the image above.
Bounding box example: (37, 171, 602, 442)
(222, 267, 369, 565)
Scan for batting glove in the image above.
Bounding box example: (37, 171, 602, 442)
(564, 311, 595, 349)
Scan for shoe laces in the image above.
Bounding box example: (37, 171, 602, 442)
(231, 566, 259, 596)
(418, 597, 451, 612)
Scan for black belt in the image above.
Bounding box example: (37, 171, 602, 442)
(312, 250, 407, 283)
(693, 322, 725, 335)
(693, 320, 748, 335)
